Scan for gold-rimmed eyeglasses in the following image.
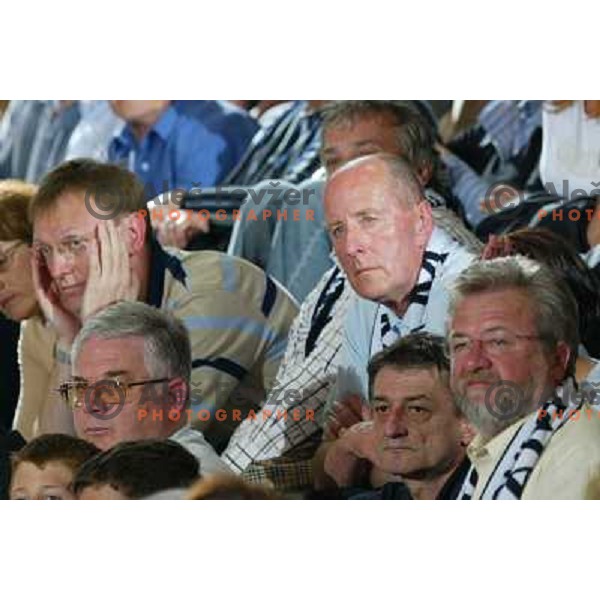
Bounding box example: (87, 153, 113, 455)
(33, 232, 96, 264)
(58, 377, 171, 411)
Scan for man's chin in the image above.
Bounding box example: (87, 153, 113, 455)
(80, 429, 114, 451)
(351, 281, 388, 303)
(59, 294, 83, 317)
(380, 453, 416, 477)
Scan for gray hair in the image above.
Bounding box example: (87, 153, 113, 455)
(448, 256, 579, 378)
(72, 301, 192, 381)
(321, 101, 436, 173)
(320, 101, 450, 195)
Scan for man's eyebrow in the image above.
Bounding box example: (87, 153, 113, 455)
(104, 370, 129, 378)
(451, 326, 511, 337)
(372, 395, 390, 403)
(56, 232, 95, 242)
(353, 140, 383, 149)
(373, 394, 430, 403)
(353, 208, 381, 217)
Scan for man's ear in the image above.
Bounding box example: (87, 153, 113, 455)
(416, 163, 433, 187)
(167, 377, 189, 413)
(415, 199, 434, 243)
(550, 341, 572, 385)
(120, 213, 147, 255)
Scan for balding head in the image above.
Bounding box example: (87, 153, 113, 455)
(324, 153, 433, 314)
(325, 153, 425, 210)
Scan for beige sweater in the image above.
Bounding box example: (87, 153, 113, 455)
(13, 317, 58, 440)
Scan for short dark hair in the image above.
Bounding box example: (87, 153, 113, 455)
(72, 440, 199, 499)
(11, 434, 99, 474)
(367, 332, 449, 402)
(320, 101, 448, 194)
(30, 159, 149, 235)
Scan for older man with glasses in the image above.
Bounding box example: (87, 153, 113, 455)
(61, 301, 230, 476)
(29, 159, 298, 451)
(448, 255, 600, 499)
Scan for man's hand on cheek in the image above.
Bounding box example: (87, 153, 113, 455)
(31, 250, 80, 346)
(81, 219, 140, 320)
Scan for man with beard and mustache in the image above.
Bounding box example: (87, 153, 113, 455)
(448, 255, 600, 499)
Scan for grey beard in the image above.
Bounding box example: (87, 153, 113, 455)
(454, 394, 509, 441)
(453, 377, 544, 441)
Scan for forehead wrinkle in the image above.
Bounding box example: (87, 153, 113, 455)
(403, 394, 431, 403)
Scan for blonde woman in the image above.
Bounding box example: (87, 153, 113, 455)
(0, 180, 58, 440)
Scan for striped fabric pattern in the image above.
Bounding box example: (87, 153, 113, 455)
(223, 101, 323, 185)
(155, 245, 298, 446)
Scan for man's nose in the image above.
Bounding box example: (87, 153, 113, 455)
(383, 405, 409, 438)
(344, 222, 366, 258)
(461, 339, 494, 371)
(47, 251, 75, 279)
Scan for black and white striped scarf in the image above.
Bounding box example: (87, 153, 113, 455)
(373, 228, 450, 354)
(459, 386, 580, 500)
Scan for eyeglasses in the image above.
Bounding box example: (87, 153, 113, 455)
(449, 330, 542, 357)
(58, 377, 171, 411)
(0, 242, 24, 273)
(33, 233, 96, 264)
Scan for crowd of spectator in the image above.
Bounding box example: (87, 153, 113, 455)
(1, 99, 600, 500)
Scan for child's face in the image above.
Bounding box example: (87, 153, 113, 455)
(10, 461, 76, 500)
